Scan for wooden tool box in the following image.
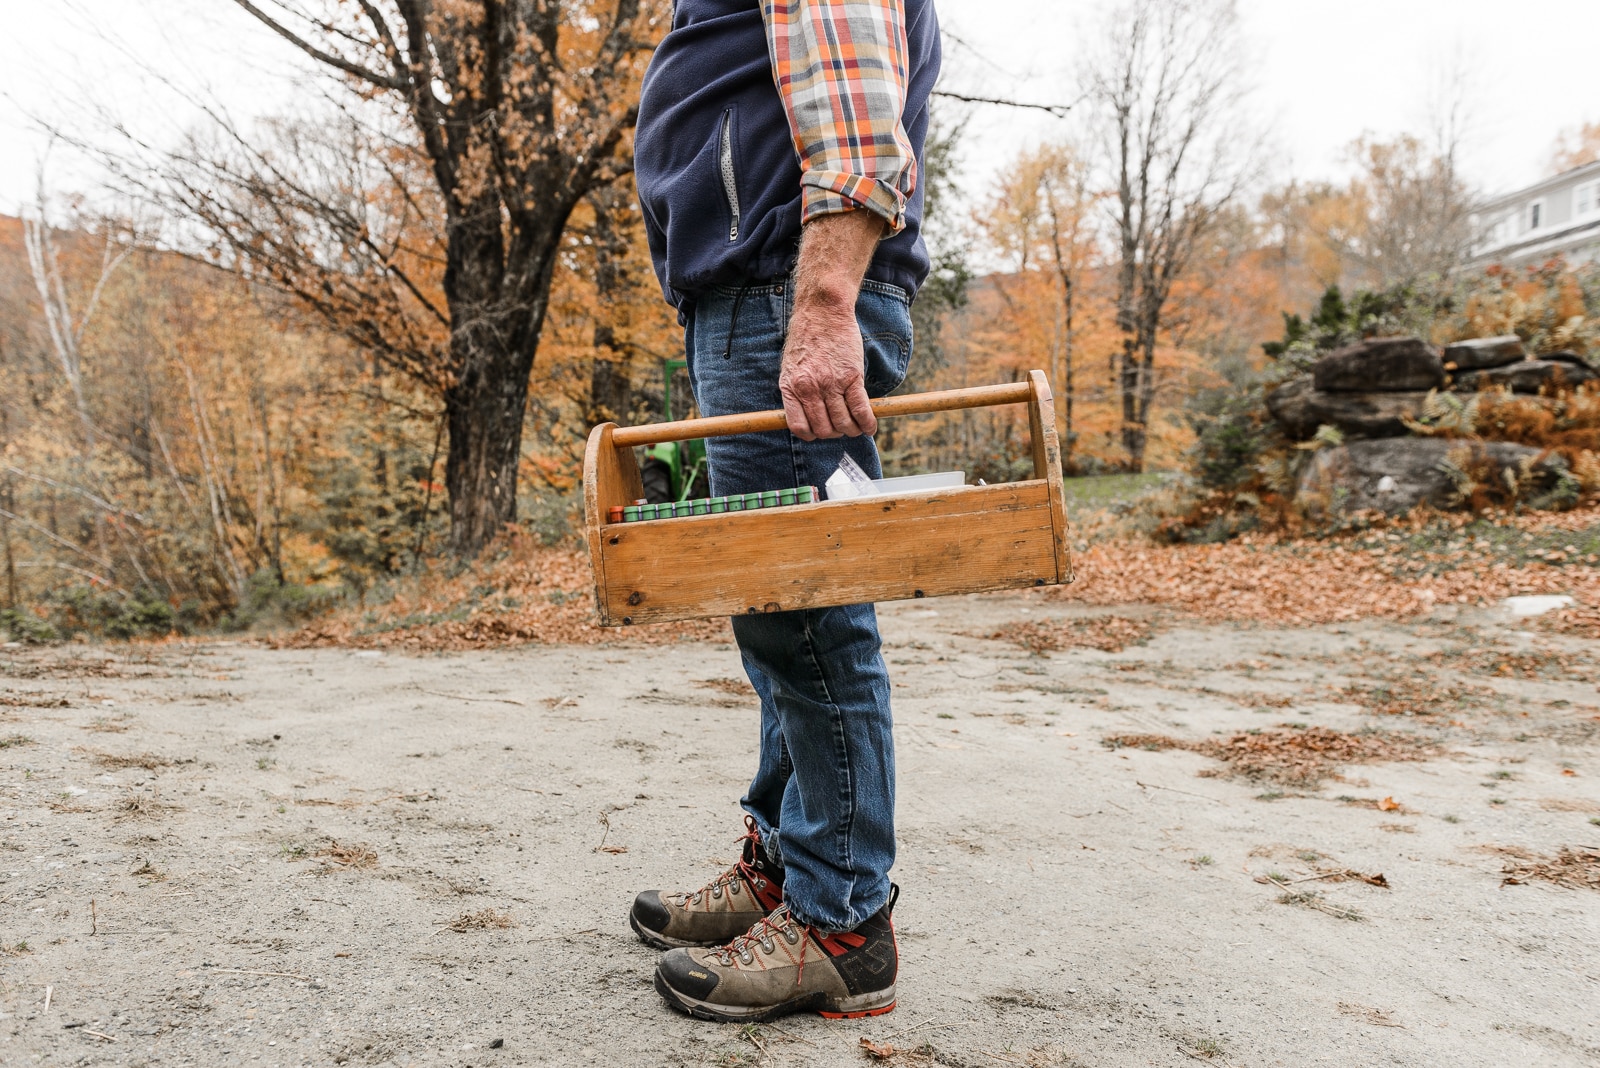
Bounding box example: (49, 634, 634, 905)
(583, 369, 1072, 626)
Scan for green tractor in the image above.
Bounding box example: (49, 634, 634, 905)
(639, 358, 709, 504)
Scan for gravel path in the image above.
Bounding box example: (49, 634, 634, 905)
(3, 595, 1598, 1066)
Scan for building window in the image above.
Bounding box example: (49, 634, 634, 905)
(1528, 200, 1544, 231)
(1578, 181, 1599, 219)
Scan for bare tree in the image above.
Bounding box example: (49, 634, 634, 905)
(984, 144, 1098, 470)
(154, 1, 660, 556)
(1038, 152, 1096, 471)
(1085, 0, 1251, 472)
(1338, 134, 1477, 288)
(23, 188, 129, 454)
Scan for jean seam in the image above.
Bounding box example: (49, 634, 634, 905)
(798, 610, 859, 929)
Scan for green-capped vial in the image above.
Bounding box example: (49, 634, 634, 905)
(778, 488, 798, 506)
(741, 492, 761, 510)
(623, 506, 642, 522)
(692, 499, 710, 516)
(802, 486, 818, 503)
(760, 491, 780, 508)
(671, 501, 692, 518)
(709, 498, 726, 514)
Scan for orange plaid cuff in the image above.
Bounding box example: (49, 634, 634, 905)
(763, 1, 917, 234)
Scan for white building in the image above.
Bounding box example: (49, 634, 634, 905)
(1471, 160, 1600, 267)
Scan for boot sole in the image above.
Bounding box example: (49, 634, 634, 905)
(629, 911, 702, 951)
(654, 971, 895, 1023)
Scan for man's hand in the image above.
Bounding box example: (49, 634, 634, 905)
(780, 209, 886, 441)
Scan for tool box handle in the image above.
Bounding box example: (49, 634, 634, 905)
(608, 380, 1035, 448)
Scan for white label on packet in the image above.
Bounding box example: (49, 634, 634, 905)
(824, 454, 875, 500)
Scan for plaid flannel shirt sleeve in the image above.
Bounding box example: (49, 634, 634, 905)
(761, 0, 917, 233)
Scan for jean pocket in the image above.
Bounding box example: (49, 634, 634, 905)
(857, 289, 913, 397)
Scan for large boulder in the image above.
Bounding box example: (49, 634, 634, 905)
(1442, 335, 1525, 371)
(1453, 359, 1598, 395)
(1313, 337, 1446, 393)
(1295, 438, 1569, 516)
(1265, 379, 1431, 440)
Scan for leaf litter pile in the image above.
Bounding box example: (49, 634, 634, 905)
(1104, 726, 1440, 785)
(277, 536, 728, 650)
(271, 504, 1600, 649)
(1500, 847, 1600, 891)
(314, 841, 379, 871)
(440, 909, 517, 933)
(1052, 502, 1600, 627)
(978, 614, 1154, 654)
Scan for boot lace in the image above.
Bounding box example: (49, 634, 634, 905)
(714, 906, 812, 983)
(674, 817, 767, 907)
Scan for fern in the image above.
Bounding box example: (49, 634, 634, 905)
(1437, 446, 1478, 506)
(1403, 389, 1479, 437)
(1295, 423, 1345, 451)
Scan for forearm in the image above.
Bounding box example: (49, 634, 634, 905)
(792, 209, 887, 313)
(779, 210, 886, 441)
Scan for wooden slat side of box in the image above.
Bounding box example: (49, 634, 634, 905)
(1027, 370, 1074, 584)
(583, 422, 644, 624)
(597, 482, 1057, 625)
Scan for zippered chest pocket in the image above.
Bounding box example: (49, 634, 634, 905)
(718, 108, 741, 242)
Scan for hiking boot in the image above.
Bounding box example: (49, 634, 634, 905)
(630, 817, 785, 950)
(653, 888, 899, 1023)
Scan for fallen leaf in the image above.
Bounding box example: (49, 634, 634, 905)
(1562, 769, 1578, 777)
(1378, 796, 1401, 812)
(860, 1037, 898, 1060)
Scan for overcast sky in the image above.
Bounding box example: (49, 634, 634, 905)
(1, 0, 1596, 217)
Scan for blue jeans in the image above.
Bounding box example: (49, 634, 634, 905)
(683, 278, 911, 934)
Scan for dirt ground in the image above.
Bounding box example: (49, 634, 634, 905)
(3, 592, 1599, 1067)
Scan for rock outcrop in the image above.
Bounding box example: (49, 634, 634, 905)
(1266, 379, 1430, 441)
(1312, 337, 1446, 393)
(1295, 439, 1570, 516)
(1262, 333, 1592, 516)
(1453, 359, 1598, 394)
(1442, 335, 1524, 371)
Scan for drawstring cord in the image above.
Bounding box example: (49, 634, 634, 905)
(723, 282, 751, 360)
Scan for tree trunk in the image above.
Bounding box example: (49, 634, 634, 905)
(589, 350, 632, 426)
(586, 187, 634, 426)
(1118, 331, 1146, 472)
(443, 336, 535, 558)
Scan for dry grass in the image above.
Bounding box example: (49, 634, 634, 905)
(90, 751, 177, 771)
(979, 614, 1156, 655)
(0, 733, 37, 749)
(1500, 847, 1600, 890)
(694, 677, 754, 696)
(314, 841, 379, 870)
(439, 908, 516, 933)
(0, 692, 70, 708)
(1105, 726, 1439, 785)
(82, 716, 135, 733)
(1336, 678, 1494, 719)
(1274, 888, 1364, 921)
(1425, 646, 1600, 684)
(114, 789, 173, 821)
